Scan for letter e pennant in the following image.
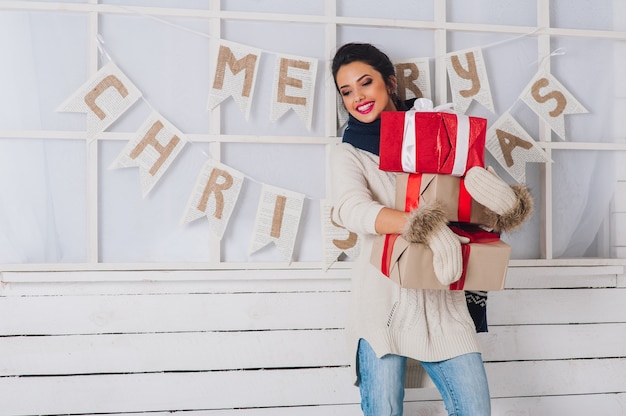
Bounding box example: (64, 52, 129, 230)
(270, 53, 318, 130)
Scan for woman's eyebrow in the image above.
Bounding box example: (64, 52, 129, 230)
(339, 74, 372, 90)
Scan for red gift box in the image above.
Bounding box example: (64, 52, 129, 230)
(396, 173, 497, 229)
(370, 225, 510, 291)
(380, 111, 487, 176)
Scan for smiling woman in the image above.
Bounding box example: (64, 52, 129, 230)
(1, 2, 626, 416)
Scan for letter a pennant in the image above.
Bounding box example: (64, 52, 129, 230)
(182, 159, 244, 239)
(486, 112, 552, 183)
(249, 184, 304, 262)
(57, 62, 141, 141)
(270, 53, 318, 130)
(520, 70, 588, 140)
(446, 48, 494, 114)
(207, 40, 261, 120)
(109, 111, 187, 197)
(320, 199, 360, 271)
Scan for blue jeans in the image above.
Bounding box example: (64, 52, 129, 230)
(357, 338, 491, 416)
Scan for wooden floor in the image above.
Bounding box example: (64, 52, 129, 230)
(1, 265, 626, 415)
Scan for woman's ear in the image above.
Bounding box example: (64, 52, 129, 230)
(387, 75, 398, 95)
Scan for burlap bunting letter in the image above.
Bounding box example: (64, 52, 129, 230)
(486, 112, 552, 182)
(109, 112, 187, 197)
(520, 71, 588, 139)
(249, 184, 304, 262)
(394, 58, 431, 102)
(446, 48, 494, 114)
(207, 41, 261, 119)
(57, 62, 141, 140)
(321, 199, 360, 271)
(270, 54, 318, 130)
(182, 159, 244, 239)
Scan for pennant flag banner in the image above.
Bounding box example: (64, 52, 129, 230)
(57, 62, 142, 141)
(446, 48, 494, 114)
(520, 71, 588, 139)
(207, 41, 262, 120)
(486, 112, 552, 183)
(394, 58, 432, 102)
(336, 92, 349, 128)
(321, 199, 360, 271)
(182, 159, 245, 239)
(249, 184, 305, 262)
(54, 26, 593, 267)
(109, 111, 188, 197)
(270, 53, 318, 130)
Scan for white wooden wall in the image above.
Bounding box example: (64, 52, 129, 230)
(2, 265, 626, 416)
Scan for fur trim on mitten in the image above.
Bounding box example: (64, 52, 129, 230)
(401, 202, 447, 243)
(465, 166, 534, 233)
(493, 184, 533, 232)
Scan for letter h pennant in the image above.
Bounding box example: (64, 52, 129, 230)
(109, 111, 187, 197)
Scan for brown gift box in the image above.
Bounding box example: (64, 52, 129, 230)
(370, 228, 511, 291)
(396, 172, 497, 229)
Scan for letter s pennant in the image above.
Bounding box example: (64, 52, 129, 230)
(520, 70, 588, 140)
(182, 159, 245, 240)
(57, 62, 142, 141)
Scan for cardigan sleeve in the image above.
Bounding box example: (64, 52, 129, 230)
(328, 143, 385, 235)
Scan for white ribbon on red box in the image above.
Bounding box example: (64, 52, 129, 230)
(401, 98, 471, 177)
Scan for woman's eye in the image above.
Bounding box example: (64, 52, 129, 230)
(341, 90, 351, 97)
(362, 79, 372, 86)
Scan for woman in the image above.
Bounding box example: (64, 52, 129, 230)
(329, 42, 493, 416)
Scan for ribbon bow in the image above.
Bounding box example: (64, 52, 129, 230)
(401, 98, 470, 177)
(411, 97, 455, 113)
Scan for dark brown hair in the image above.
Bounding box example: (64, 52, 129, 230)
(331, 42, 404, 109)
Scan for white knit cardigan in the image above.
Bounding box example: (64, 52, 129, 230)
(328, 142, 481, 387)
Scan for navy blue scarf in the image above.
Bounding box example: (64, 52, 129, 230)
(342, 115, 382, 156)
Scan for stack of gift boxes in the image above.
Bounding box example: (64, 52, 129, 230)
(370, 101, 511, 291)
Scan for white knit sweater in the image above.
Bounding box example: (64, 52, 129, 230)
(329, 142, 481, 387)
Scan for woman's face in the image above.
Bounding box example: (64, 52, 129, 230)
(336, 61, 397, 124)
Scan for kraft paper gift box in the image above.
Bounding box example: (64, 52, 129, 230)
(379, 111, 487, 176)
(395, 172, 497, 229)
(370, 225, 511, 291)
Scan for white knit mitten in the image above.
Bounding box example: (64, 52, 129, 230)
(465, 166, 517, 214)
(465, 166, 534, 232)
(402, 202, 466, 285)
(427, 225, 464, 285)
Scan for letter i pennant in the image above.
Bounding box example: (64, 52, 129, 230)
(57, 62, 142, 141)
(109, 111, 187, 197)
(182, 159, 244, 239)
(249, 184, 304, 262)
